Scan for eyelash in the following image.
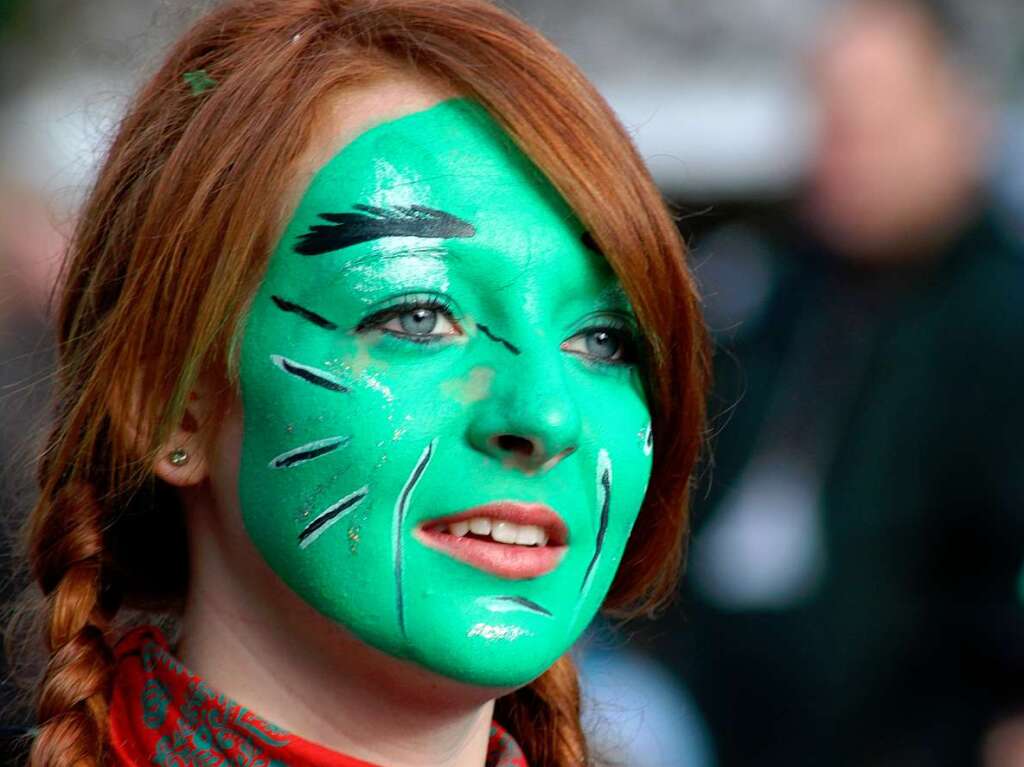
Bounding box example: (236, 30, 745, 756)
(356, 298, 640, 365)
(567, 317, 640, 367)
(354, 295, 461, 344)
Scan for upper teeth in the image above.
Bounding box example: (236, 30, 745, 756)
(444, 518, 549, 546)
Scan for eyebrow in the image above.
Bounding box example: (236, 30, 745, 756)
(295, 204, 476, 256)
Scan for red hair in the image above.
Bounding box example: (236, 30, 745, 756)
(14, 1, 708, 764)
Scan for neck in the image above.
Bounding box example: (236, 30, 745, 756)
(178, 493, 495, 767)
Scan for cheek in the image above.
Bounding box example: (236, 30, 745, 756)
(581, 380, 652, 498)
(580, 403, 654, 569)
(604, 442, 653, 568)
(439, 365, 495, 406)
(197, 400, 303, 607)
(599, 433, 653, 546)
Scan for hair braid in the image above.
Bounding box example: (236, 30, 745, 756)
(27, 482, 117, 767)
(496, 655, 587, 766)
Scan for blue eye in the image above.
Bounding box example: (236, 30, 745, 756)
(357, 297, 462, 343)
(399, 307, 438, 334)
(562, 322, 637, 365)
(584, 329, 621, 359)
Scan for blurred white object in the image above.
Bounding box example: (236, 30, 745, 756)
(580, 645, 716, 767)
(691, 455, 827, 610)
(0, 71, 128, 214)
(605, 76, 814, 197)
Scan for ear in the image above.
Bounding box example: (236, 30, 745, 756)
(153, 386, 216, 488)
(109, 371, 219, 489)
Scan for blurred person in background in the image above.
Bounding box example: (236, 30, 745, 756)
(652, 0, 1024, 765)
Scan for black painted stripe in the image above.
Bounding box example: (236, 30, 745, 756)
(271, 437, 347, 469)
(395, 440, 435, 637)
(495, 595, 553, 617)
(298, 489, 368, 546)
(580, 468, 611, 592)
(296, 205, 476, 256)
(271, 295, 338, 330)
(273, 356, 348, 393)
(477, 323, 521, 355)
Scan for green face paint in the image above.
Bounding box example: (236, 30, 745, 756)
(238, 99, 653, 687)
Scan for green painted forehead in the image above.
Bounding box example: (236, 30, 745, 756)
(272, 99, 632, 314)
(282, 98, 575, 248)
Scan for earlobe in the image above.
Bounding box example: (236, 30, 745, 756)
(153, 390, 214, 488)
(110, 372, 216, 488)
(154, 438, 210, 487)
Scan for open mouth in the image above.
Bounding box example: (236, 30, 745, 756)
(414, 501, 569, 579)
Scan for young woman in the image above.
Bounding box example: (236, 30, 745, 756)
(14, 1, 708, 765)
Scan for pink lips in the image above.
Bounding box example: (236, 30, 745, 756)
(414, 501, 569, 579)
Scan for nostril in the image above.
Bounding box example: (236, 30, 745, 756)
(494, 434, 535, 457)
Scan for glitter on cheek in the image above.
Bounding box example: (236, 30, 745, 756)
(467, 623, 532, 641)
(362, 373, 394, 403)
(349, 501, 373, 529)
(347, 524, 360, 554)
(324, 352, 394, 404)
(368, 438, 393, 474)
(293, 467, 350, 523)
(323, 336, 390, 378)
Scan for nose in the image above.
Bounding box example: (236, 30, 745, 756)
(467, 357, 582, 474)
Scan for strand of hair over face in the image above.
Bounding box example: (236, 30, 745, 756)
(15, 1, 708, 765)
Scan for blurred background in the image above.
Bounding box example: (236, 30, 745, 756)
(2, 1, 1023, 765)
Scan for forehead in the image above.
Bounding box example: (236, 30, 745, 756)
(302, 100, 572, 220)
(275, 99, 618, 297)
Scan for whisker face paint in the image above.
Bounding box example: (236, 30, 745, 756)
(393, 438, 437, 637)
(237, 100, 653, 687)
(476, 595, 553, 617)
(271, 295, 339, 330)
(298, 486, 369, 549)
(580, 448, 612, 595)
(269, 436, 350, 469)
(271, 355, 348, 393)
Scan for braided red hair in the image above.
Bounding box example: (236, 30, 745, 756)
(27, 483, 115, 765)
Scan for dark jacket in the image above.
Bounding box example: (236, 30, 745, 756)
(655, 204, 1024, 767)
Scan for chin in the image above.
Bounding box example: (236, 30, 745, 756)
(397, 600, 597, 689)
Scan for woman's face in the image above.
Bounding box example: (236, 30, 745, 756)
(236, 95, 653, 687)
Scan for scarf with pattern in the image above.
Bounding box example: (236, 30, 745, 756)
(108, 626, 528, 767)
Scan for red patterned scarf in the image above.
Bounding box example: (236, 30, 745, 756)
(108, 626, 528, 767)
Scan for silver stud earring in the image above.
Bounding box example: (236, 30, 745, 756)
(168, 448, 190, 467)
